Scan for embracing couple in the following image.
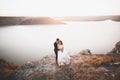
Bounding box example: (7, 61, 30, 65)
(54, 38, 70, 66)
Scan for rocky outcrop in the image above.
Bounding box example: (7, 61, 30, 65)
(8, 55, 73, 80)
(107, 41, 120, 55)
(8, 53, 120, 80)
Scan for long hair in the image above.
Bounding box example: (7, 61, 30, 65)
(60, 40, 63, 45)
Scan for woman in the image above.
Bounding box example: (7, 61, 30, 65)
(57, 40, 70, 66)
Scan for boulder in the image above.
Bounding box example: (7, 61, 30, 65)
(107, 41, 120, 55)
(80, 49, 92, 55)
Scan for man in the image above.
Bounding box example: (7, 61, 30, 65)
(54, 38, 59, 64)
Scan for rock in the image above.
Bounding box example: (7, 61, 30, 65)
(107, 41, 120, 55)
(80, 49, 92, 55)
(115, 41, 120, 54)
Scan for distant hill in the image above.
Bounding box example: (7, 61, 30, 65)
(0, 15, 119, 26)
(0, 17, 65, 26)
(60, 15, 120, 22)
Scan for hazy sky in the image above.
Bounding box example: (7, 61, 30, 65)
(0, 0, 120, 16)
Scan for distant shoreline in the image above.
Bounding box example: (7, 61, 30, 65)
(0, 17, 65, 26)
(0, 15, 120, 26)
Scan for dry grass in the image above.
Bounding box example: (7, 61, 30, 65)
(69, 54, 120, 80)
(82, 54, 112, 67)
(0, 59, 19, 80)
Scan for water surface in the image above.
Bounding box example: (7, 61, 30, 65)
(0, 21, 120, 64)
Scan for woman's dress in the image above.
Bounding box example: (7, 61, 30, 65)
(58, 45, 70, 65)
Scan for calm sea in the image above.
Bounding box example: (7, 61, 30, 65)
(0, 20, 120, 64)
